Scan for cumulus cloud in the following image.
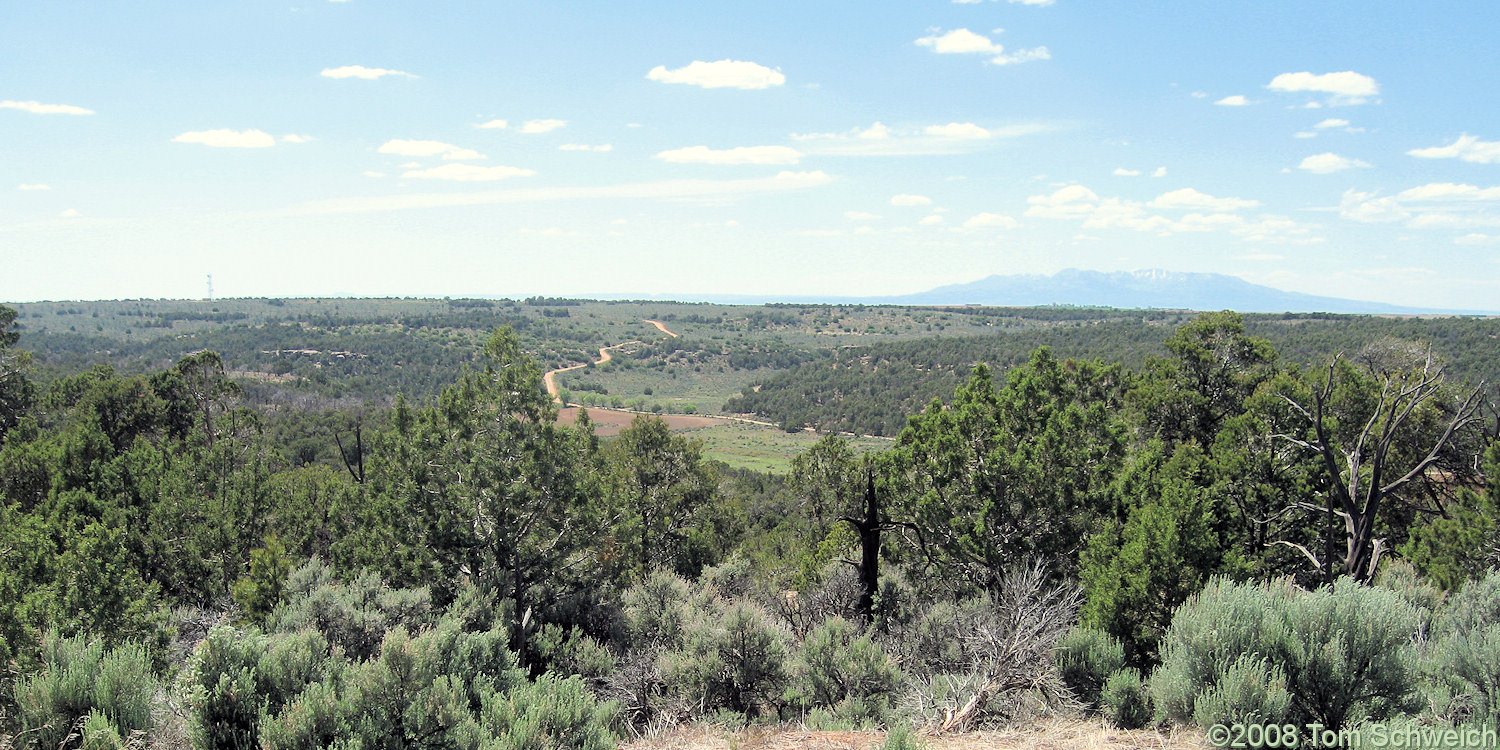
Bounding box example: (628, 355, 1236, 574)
(1340, 183, 1500, 232)
(17, 184, 50, 191)
(1149, 188, 1259, 211)
(320, 65, 415, 79)
(1025, 184, 1308, 239)
(914, 28, 1050, 66)
(890, 194, 933, 207)
(378, 139, 484, 160)
(401, 164, 536, 181)
(962, 212, 1020, 229)
(520, 119, 567, 134)
(1407, 134, 1500, 164)
(559, 144, 612, 152)
(918, 215, 946, 226)
(362, 171, 385, 178)
(654, 145, 801, 165)
(1152, 167, 1167, 178)
(1267, 71, 1379, 104)
(1215, 95, 1250, 106)
(1315, 118, 1350, 129)
(173, 129, 277, 148)
(1396, 183, 1500, 202)
(1113, 168, 1142, 176)
(0, 100, 94, 115)
(1298, 152, 1371, 174)
(476, 120, 508, 130)
(58, 209, 82, 218)
(647, 60, 785, 89)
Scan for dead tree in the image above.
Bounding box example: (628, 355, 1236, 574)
(1274, 350, 1485, 583)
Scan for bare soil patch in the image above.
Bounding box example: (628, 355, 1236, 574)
(557, 407, 723, 436)
(619, 719, 1205, 750)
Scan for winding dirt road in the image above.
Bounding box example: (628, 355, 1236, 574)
(543, 342, 635, 402)
(643, 319, 679, 338)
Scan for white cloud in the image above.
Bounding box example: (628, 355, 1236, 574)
(1298, 152, 1371, 174)
(57, 209, 81, 218)
(1267, 71, 1379, 104)
(647, 60, 785, 89)
(282, 171, 835, 215)
(1113, 168, 1141, 176)
(281, 134, 314, 144)
(890, 194, 933, 206)
(1455, 233, 1500, 246)
(401, 164, 536, 181)
(1339, 190, 1410, 223)
(918, 215, 946, 226)
(1315, 118, 1350, 129)
(844, 211, 881, 220)
(914, 28, 1049, 66)
(1149, 188, 1259, 211)
(362, 171, 385, 178)
(1395, 183, 1500, 202)
(559, 144, 613, 152)
(520, 119, 567, 134)
(17, 184, 50, 191)
(173, 129, 277, 148)
(1407, 134, 1500, 164)
(320, 65, 414, 80)
(1215, 95, 1250, 106)
(476, 119, 508, 130)
(923, 122, 991, 139)
(1294, 131, 1317, 139)
(0, 100, 94, 115)
(1151, 167, 1167, 177)
(654, 145, 801, 165)
(378, 139, 483, 160)
(962, 212, 1020, 229)
(400, 162, 422, 168)
(792, 121, 1046, 156)
(1026, 184, 1309, 238)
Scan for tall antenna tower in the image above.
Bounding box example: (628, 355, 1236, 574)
(206, 274, 214, 302)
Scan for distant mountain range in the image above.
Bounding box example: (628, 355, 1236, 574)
(645, 269, 1491, 315)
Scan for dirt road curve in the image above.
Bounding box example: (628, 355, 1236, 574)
(643, 319, 679, 338)
(543, 342, 634, 402)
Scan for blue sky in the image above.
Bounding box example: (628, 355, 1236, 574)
(5, 0, 1500, 309)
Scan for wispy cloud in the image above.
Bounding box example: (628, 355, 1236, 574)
(279, 171, 835, 216)
(476, 120, 508, 129)
(173, 129, 277, 148)
(377, 139, 483, 160)
(402, 164, 535, 181)
(1214, 95, 1250, 106)
(1297, 152, 1372, 174)
(520, 119, 567, 134)
(647, 60, 786, 89)
(792, 121, 1048, 156)
(1, 100, 94, 115)
(655, 145, 802, 165)
(320, 65, 415, 79)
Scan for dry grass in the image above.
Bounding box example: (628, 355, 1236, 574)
(619, 718, 1208, 750)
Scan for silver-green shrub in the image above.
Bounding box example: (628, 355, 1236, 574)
(1055, 626, 1125, 709)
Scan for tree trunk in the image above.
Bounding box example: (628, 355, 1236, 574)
(856, 471, 880, 624)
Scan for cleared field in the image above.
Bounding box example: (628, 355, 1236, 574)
(677, 421, 892, 474)
(557, 406, 723, 436)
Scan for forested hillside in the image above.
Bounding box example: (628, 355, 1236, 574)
(4, 301, 1500, 747)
